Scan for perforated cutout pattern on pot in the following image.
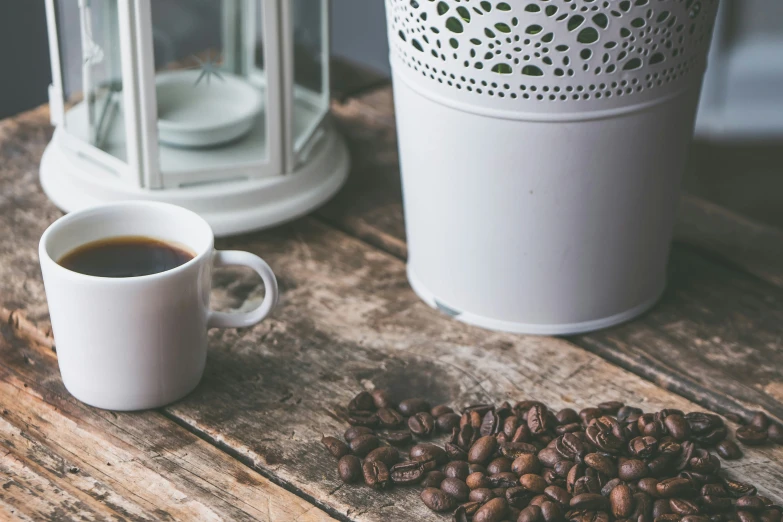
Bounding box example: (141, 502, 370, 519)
(387, 0, 719, 114)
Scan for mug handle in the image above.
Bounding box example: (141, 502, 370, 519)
(207, 251, 279, 329)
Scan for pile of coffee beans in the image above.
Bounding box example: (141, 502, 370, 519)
(321, 390, 783, 522)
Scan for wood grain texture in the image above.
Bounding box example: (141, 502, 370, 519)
(323, 85, 783, 426)
(1, 91, 783, 521)
(0, 311, 335, 522)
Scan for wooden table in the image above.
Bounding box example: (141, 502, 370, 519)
(1, 63, 782, 521)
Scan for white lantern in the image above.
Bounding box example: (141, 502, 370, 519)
(41, 0, 349, 236)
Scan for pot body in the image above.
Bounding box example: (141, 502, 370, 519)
(386, 0, 719, 334)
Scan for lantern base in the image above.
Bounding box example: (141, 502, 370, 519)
(40, 122, 350, 237)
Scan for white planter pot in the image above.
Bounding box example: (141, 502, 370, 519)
(386, 0, 719, 335)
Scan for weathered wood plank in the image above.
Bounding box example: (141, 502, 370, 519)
(0, 313, 336, 522)
(321, 85, 783, 426)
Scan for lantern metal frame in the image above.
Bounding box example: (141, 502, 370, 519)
(41, 0, 349, 236)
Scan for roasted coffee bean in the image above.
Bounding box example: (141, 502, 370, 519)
(629, 436, 659, 459)
(749, 412, 770, 431)
(723, 478, 756, 498)
(556, 408, 580, 425)
(365, 446, 399, 467)
(675, 441, 696, 471)
(540, 500, 563, 522)
(685, 412, 723, 434)
(701, 483, 727, 496)
(363, 460, 390, 490)
(647, 454, 674, 478)
(610, 484, 633, 518)
(444, 460, 471, 480)
(481, 410, 502, 436)
(470, 436, 499, 464)
(553, 460, 575, 479)
(432, 404, 454, 417)
(467, 471, 491, 490)
(572, 476, 601, 496)
(337, 455, 362, 483)
(556, 433, 587, 460)
(501, 441, 539, 459)
(737, 496, 768, 513)
(664, 414, 690, 441)
(506, 486, 535, 508)
(637, 477, 660, 496)
(383, 430, 413, 446)
(438, 413, 462, 433)
(469, 463, 488, 474)
(513, 424, 533, 443)
(441, 477, 471, 502)
(491, 487, 507, 499)
(570, 493, 608, 510)
(518, 505, 544, 522)
(556, 423, 582, 435)
(738, 512, 760, 522)
(696, 425, 728, 446)
(689, 450, 720, 474)
(598, 401, 624, 415)
(528, 404, 551, 436)
(446, 442, 469, 461)
(390, 460, 426, 485)
(487, 457, 513, 474)
(411, 443, 448, 465)
(349, 434, 380, 457)
(631, 492, 653, 520)
(580, 408, 603, 425)
(409, 412, 436, 437)
(529, 495, 549, 507)
(600, 478, 622, 497)
(471, 488, 496, 503)
(377, 407, 404, 428)
(670, 499, 700, 516)
(656, 515, 681, 522)
(474, 497, 509, 522)
(503, 416, 520, 438)
(584, 453, 617, 478)
(656, 477, 695, 498)
(617, 406, 644, 423)
(458, 424, 475, 450)
(701, 495, 732, 513)
(347, 410, 379, 427)
(545, 485, 572, 506)
(321, 436, 349, 458)
(371, 389, 394, 409)
(736, 426, 768, 445)
(344, 426, 373, 442)
(716, 439, 742, 459)
(653, 499, 673, 518)
(512, 454, 541, 476)
(767, 423, 783, 444)
(618, 459, 648, 481)
(421, 487, 456, 512)
(659, 440, 682, 455)
(542, 468, 565, 488)
(489, 472, 520, 488)
(348, 391, 375, 412)
(537, 447, 564, 468)
(585, 425, 624, 454)
(519, 473, 548, 493)
(421, 470, 447, 488)
(399, 398, 431, 416)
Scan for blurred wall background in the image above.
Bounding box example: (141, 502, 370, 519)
(0, 1, 390, 119)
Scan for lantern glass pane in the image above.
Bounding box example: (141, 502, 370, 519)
(292, 0, 329, 156)
(150, 0, 269, 181)
(58, 0, 128, 164)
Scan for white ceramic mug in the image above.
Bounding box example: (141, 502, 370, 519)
(39, 201, 278, 411)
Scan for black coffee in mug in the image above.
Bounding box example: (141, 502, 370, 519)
(58, 236, 195, 278)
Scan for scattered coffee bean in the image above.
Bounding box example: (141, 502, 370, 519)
(409, 412, 436, 437)
(717, 439, 743, 459)
(389, 460, 425, 485)
(420, 470, 446, 488)
(736, 426, 768, 445)
(337, 455, 362, 483)
(365, 446, 399, 467)
(362, 460, 390, 490)
(344, 426, 373, 442)
(421, 487, 455, 512)
(323, 391, 775, 521)
(321, 435, 349, 458)
(473, 497, 508, 522)
(441, 477, 470, 502)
